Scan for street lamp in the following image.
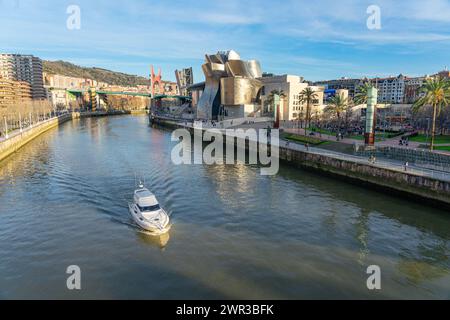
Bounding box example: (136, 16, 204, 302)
(4, 116, 8, 139)
(425, 117, 431, 147)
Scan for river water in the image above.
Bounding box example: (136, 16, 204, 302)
(0, 115, 449, 299)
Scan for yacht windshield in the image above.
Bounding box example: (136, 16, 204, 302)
(138, 204, 160, 212)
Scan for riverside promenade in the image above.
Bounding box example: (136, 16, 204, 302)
(0, 110, 135, 162)
(151, 116, 450, 207)
(283, 127, 450, 154)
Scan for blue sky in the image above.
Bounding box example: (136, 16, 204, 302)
(1, 0, 450, 82)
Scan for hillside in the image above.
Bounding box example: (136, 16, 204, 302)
(43, 60, 150, 86)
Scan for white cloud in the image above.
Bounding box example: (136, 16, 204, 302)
(1, 0, 450, 81)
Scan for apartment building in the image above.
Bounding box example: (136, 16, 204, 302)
(0, 77, 32, 108)
(43, 73, 109, 89)
(403, 76, 430, 104)
(0, 54, 46, 100)
(313, 77, 364, 98)
(373, 74, 406, 104)
(437, 69, 450, 79)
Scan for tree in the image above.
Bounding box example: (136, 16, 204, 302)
(266, 90, 286, 114)
(344, 98, 355, 134)
(324, 94, 349, 134)
(299, 87, 318, 128)
(412, 77, 450, 150)
(354, 82, 374, 105)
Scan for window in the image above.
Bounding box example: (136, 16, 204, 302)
(138, 204, 160, 212)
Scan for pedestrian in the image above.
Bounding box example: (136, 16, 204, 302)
(404, 161, 409, 171)
(306, 143, 309, 151)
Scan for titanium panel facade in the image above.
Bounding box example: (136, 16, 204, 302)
(196, 50, 262, 120)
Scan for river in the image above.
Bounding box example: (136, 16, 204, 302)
(0, 115, 449, 299)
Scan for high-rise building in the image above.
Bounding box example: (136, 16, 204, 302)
(0, 77, 32, 108)
(175, 68, 193, 96)
(0, 54, 46, 100)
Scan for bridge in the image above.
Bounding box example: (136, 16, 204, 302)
(66, 88, 191, 100)
(67, 89, 151, 97)
(62, 88, 191, 111)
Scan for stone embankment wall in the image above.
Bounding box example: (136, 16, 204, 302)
(280, 146, 450, 207)
(152, 116, 450, 207)
(0, 114, 74, 163)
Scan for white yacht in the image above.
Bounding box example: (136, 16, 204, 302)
(128, 183, 171, 235)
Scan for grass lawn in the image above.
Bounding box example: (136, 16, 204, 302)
(348, 135, 365, 140)
(433, 146, 450, 152)
(409, 134, 450, 144)
(309, 127, 335, 136)
(310, 127, 384, 141)
(282, 133, 325, 145)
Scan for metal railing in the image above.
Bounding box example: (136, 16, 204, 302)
(282, 140, 450, 182)
(355, 145, 450, 173)
(0, 110, 71, 142)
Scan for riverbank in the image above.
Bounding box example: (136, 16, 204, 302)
(1, 114, 448, 299)
(279, 146, 450, 208)
(0, 110, 140, 163)
(0, 113, 73, 163)
(151, 116, 450, 208)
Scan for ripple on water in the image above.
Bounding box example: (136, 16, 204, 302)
(0, 115, 449, 299)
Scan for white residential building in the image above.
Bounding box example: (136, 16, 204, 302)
(374, 74, 406, 104)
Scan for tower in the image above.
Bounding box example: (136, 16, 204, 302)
(364, 87, 378, 146)
(150, 65, 163, 97)
(89, 87, 97, 111)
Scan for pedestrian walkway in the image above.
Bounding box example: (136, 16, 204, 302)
(283, 128, 363, 145)
(167, 118, 450, 183)
(280, 138, 450, 182)
(283, 128, 450, 154)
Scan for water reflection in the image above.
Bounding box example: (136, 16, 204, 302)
(137, 230, 171, 249)
(0, 115, 449, 299)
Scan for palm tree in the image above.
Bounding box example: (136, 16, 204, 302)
(266, 90, 286, 127)
(299, 87, 318, 129)
(266, 90, 286, 114)
(413, 77, 450, 150)
(324, 94, 349, 136)
(354, 82, 374, 105)
(296, 106, 305, 133)
(344, 98, 355, 134)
